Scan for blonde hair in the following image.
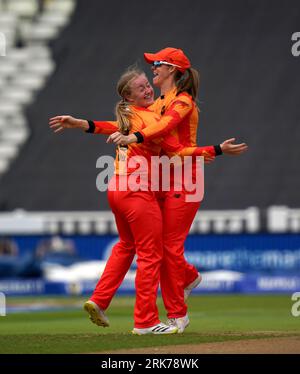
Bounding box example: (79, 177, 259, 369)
(175, 67, 200, 101)
(115, 66, 144, 134)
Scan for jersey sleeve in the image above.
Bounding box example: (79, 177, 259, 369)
(157, 134, 218, 158)
(86, 120, 118, 135)
(136, 96, 193, 142)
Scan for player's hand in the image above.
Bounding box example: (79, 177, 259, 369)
(220, 138, 248, 155)
(49, 115, 88, 133)
(107, 132, 137, 145)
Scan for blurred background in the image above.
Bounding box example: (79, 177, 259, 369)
(0, 0, 300, 301)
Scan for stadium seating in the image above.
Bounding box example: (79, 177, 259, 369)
(0, 0, 76, 181)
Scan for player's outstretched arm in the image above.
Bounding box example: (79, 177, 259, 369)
(50, 116, 119, 135)
(49, 115, 88, 133)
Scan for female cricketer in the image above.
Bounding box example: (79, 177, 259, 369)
(107, 47, 248, 332)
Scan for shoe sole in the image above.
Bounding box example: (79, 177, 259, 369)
(132, 327, 178, 335)
(84, 302, 109, 327)
(184, 274, 202, 302)
(177, 321, 189, 334)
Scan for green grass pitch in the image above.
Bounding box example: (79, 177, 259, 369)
(0, 294, 299, 353)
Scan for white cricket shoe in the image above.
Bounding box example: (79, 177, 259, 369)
(167, 315, 190, 333)
(83, 300, 109, 327)
(132, 322, 178, 335)
(184, 273, 202, 302)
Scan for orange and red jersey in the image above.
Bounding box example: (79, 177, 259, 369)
(132, 88, 222, 183)
(137, 88, 199, 147)
(87, 104, 217, 175)
(91, 107, 161, 175)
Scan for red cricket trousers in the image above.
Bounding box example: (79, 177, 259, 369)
(90, 188, 199, 322)
(91, 175, 163, 328)
(157, 189, 200, 319)
(90, 181, 200, 325)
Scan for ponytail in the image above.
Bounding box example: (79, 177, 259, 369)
(115, 100, 132, 135)
(175, 67, 200, 101)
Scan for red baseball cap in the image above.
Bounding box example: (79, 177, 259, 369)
(144, 47, 191, 73)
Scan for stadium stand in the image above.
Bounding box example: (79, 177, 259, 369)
(0, 208, 259, 235)
(0, 0, 75, 178)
